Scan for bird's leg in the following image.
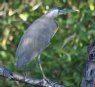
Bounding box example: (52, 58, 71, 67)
(38, 55, 55, 86)
(23, 72, 29, 81)
(38, 55, 46, 79)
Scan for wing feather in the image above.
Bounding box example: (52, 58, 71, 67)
(16, 17, 58, 68)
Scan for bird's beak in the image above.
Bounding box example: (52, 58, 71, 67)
(59, 9, 79, 15)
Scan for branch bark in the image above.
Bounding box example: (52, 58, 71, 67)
(0, 67, 65, 87)
(80, 41, 95, 87)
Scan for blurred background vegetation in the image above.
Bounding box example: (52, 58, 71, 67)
(0, 0, 95, 87)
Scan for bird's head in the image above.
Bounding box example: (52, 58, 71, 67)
(46, 7, 79, 18)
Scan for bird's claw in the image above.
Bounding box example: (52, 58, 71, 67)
(42, 77, 57, 87)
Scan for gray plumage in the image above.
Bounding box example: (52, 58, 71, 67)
(16, 7, 79, 68)
(16, 16, 57, 68)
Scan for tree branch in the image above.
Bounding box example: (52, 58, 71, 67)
(0, 67, 65, 87)
(80, 41, 95, 87)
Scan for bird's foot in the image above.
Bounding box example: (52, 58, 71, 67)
(23, 76, 27, 81)
(42, 77, 50, 86)
(43, 77, 49, 82)
(23, 72, 29, 81)
(42, 77, 57, 87)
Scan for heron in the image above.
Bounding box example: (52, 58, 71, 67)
(16, 7, 79, 79)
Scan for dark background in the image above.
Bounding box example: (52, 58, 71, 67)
(0, 0, 95, 87)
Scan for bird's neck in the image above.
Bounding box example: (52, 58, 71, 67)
(43, 14, 56, 19)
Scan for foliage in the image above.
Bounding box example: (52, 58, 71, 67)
(0, 0, 95, 87)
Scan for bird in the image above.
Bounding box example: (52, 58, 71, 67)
(16, 7, 79, 79)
